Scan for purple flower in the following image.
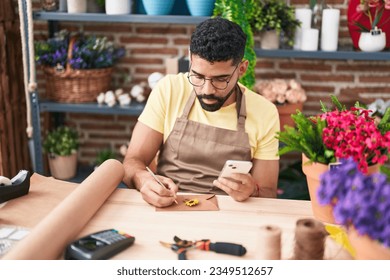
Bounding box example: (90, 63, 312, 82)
(317, 157, 390, 248)
(35, 31, 125, 69)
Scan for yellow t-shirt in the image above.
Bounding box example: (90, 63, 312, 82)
(138, 73, 280, 160)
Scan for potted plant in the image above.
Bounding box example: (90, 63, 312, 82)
(247, 0, 300, 49)
(347, 0, 390, 50)
(317, 157, 390, 259)
(254, 79, 307, 131)
(94, 148, 117, 169)
(213, 0, 257, 90)
(276, 95, 390, 223)
(43, 126, 79, 180)
(34, 30, 125, 103)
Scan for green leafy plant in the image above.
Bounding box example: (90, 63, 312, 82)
(276, 95, 390, 169)
(247, 0, 300, 47)
(95, 148, 117, 166)
(43, 126, 79, 156)
(213, 0, 256, 90)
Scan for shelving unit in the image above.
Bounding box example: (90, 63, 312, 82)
(255, 48, 390, 61)
(39, 100, 145, 115)
(34, 11, 389, 61)
(25, 7, 389, 175)
(28, 11, 212, 174)
(33, 11, 209, 24)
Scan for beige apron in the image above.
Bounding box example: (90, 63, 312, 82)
(157, 86, 252, 194)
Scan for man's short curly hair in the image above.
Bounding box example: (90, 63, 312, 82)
(190, 17, 247, 65)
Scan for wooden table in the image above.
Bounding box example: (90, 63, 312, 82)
(0, 174, 351, 260)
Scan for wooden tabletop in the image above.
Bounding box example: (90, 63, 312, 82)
(0, 174, 351, 260)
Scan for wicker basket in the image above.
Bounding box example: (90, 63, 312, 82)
(42, 36, 113, 103)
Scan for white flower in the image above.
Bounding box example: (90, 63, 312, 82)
(255, 79, 306, 104)
(367, 99, 390, 117)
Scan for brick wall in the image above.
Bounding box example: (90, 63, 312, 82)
(28, 0, 390, 168)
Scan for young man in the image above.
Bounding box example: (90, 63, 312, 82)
(123, 17, 280, 207)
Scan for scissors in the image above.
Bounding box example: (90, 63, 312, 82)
(160, 236, 247, 260)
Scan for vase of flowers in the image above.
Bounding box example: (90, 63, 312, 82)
(277, 95, 390, 223)
(347, 0, 390, 50)
(317, 158, 390, 259)
(255, 79, 306, 131)
(35, 30, 125, 103)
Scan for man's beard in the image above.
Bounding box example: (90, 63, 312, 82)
(196, 86, 236, 112)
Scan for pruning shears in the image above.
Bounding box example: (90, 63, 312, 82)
(160, 236, 247, 260)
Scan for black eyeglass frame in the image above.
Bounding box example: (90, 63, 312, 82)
(187, 63, 240, 90)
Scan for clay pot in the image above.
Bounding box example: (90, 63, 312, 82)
(348, 227, 390, 260)
(48, 153, 77, 180)
(302, 154, 380, 224)
(301, 154, 335, 224)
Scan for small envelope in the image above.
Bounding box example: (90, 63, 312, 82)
(156, 194, 219, 211)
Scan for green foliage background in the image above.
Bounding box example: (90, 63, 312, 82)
(213, 0, 256, 90)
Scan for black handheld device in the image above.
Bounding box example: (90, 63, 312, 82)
(65, 229, 135, 260)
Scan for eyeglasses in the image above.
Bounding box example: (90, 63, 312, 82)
(187, 64, 239, 90)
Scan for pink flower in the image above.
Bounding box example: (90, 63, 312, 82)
(322, 108, 390, 173)
(354, 0, 390, 31)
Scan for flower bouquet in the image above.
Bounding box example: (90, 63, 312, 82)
(276, 95, 390, 223)
(255, 79, 306, 131)
(347, 0, 390, 49)
(318, 158, 390, 259)
(35, 30, 125, 103)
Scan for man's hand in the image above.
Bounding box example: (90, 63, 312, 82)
(139, 171, 179, 207)
(213, 173, 256, 202)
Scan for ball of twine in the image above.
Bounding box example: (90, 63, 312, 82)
(293, 218, 328, 260)
(256, 225, 282, 260)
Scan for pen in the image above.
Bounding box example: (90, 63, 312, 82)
(146, 167, 178, 204)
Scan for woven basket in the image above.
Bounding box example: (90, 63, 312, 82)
(42, 36, 113, 103)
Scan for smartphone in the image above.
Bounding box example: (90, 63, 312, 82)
(219, 160, 253, 179)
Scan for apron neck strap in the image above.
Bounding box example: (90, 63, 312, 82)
(236, 86, 247, 130)
(182, 90, 197, 118)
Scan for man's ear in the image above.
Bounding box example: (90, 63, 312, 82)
(238, 60, 249, 77)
